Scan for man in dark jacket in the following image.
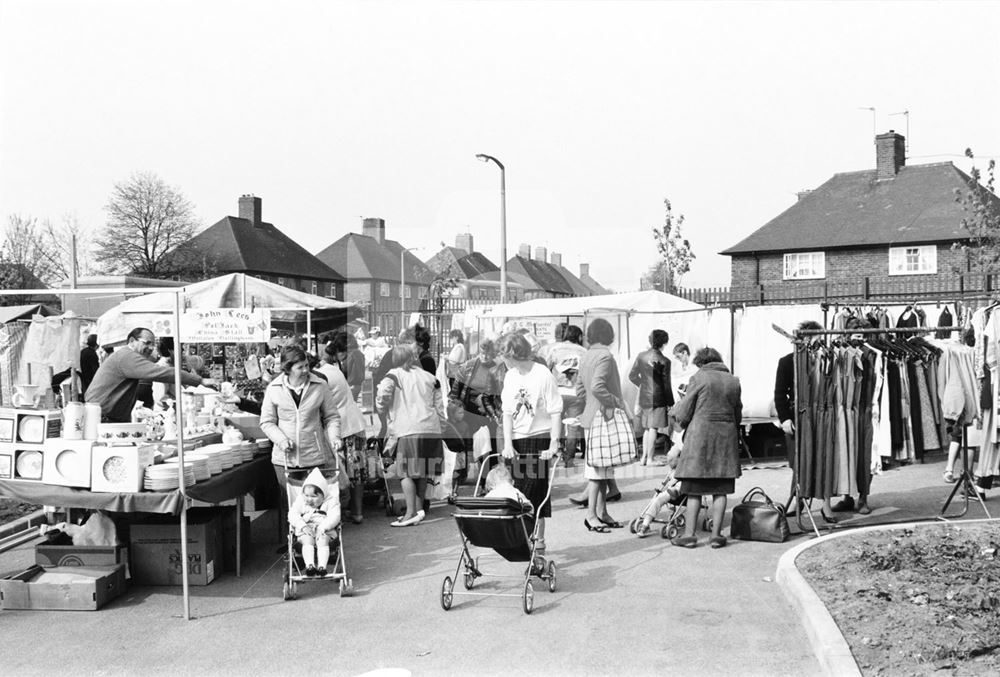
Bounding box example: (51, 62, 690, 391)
(629, 329, 675, 465)
(86, 327, 215, 422)
(79, 334, 100, 396)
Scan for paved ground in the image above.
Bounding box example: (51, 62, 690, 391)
(0, 451, 990, 677)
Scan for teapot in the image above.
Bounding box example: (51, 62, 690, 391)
(12, 383, 41, 408)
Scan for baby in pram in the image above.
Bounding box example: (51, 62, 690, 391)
(288, 468, 341, 577)
(484, 464, 532, 510)
(635, 446, 682, 538)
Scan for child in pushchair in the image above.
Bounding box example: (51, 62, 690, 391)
(629, 446, 707, 539)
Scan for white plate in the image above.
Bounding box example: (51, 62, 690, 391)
(18, 416, 44, 443)
(16, 450, 43, 479)
(55, 449, 82, 477)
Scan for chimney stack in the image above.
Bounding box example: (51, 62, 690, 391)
(239, 195, 262, 227)
(550, 252, 562, 267)
(796, 190, 813, 201)
(580, 263, 590, 278)
(455, 232, 474, 254)
(875, 130, 906, 180)
(518, 243, 531, 258)
(533, 246, 548, 263)
(362, 217, 386, 244)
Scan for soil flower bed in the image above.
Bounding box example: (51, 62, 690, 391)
(0, 498, 40, 525)
(797, 522, 1000, 676)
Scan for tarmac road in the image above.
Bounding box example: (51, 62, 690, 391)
(0, 453, 984, 677)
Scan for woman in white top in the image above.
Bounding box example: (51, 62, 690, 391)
(499, 333, 562, 553)
(445, 330, 467, 383)
(319, 343, 369, 524)
(376, 345, 445, 527)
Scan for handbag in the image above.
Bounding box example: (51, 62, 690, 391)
(729, 487, 790, 543)
(585, 407, 638, 468)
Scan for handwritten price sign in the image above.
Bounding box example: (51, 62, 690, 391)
(179, 308, 271, 343)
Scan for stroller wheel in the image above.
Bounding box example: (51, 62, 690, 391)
(675, 514, 686, 530)
(703, 518, 714, 532)
(522, 579, 535, 614)
(546, 561, 557, 593)
(663, 524, 679, 540)
(441, 576, 454, 611)
(339, 579, 354, 597)
(282, 581, 292, 601)
(463, 571, 476, 590)
(628, 518, 638, 534)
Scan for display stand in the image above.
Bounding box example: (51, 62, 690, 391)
(780, 324, 971, 538)
(940, 426, 993, 519)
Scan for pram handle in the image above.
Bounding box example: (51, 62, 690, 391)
(473, 452, 562, 514)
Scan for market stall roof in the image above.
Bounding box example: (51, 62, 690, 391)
(96, 273, 359, 343)
(0, 303, 59, 324)
(479, 289, 703, 318)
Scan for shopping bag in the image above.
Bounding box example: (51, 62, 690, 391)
(244, 354, 262, 380)
(585, 407, 638, 468)
(729, 487, 790, 543)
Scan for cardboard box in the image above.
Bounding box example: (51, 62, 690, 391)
(11, 444, 45, 481)
(223, 413, 264, 440)
(0, 564, 126, 611)
(35, 531, 129, 569)
(0, 444, 12, 479)
(12, 409, 62, 443)
(0, 410, 15, 443)
(129, 511, 220, 586)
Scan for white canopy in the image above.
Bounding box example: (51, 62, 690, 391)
(479, 289, 703, 318)
(96, 273, 357, 344)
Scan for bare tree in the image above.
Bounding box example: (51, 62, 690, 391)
(651, 198, 696, 293)
(95, 171, 200, 277)
(39, 214, 96, 284)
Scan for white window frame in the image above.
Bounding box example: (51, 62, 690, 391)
(889, 245, 937, 275)
(379, 282, 390, 297)
(418, 287, 427, 299)
(782, 252, 825, 280)
(404, 285, 412, 299)
(311, 281, 318, 295)
(277, 277, 285, 287)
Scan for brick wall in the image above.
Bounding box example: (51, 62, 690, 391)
(730, 243, 969, 289)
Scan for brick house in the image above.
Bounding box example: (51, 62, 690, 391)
(315, 218, 434, 336)
(720, 132, 997, 302)
(179, 195, 346, 299)
(424, 233, 529, 303)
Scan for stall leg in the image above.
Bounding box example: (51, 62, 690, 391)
(236, 495, 243, 578)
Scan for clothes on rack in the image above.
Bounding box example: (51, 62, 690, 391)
(972, 303, 1000, 490)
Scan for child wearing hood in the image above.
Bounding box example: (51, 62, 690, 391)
(288, 467, 340, 576)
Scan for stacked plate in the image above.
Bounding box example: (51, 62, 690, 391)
(144, 463, 195, 491)
(164, 458, 205, 483)
(194, 450, 223, 475)
(255, 439, 273, 456)
(201, 443, 236, 471)
(233, 441, 255, 462)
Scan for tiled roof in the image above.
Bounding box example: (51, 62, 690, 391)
(722, 162, 997, 255)
(507, 256, 575, 296)
(579, 272, 610, 295)
(316, 233, 434, 284)
(184, 217, 345, 281)
(549, 263, 595, 296)
(455, 252, 499, 278)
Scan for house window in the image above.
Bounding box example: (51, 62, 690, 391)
(379, 282, 390, 297)
(404, 286, 412, 299)
(277, 277, 285, 287)
(311, 281, 318, 295)
(889, 245, 937, 275)
(782, 252, 825, 280)
(418, 287, 427, 299)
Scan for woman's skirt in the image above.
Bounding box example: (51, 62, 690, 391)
(393, 434, 443, 479)
(511, 434, 552, 518)
(678, 477, 735, 496)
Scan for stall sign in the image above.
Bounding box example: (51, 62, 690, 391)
(180, 309, 271, 343)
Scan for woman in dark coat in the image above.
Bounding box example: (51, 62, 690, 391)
(670, 347, 742, 548)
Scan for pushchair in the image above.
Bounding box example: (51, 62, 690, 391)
(280, 450, 354, 600)
(628, 475, 713, 540)
(440, 454, 559, 615)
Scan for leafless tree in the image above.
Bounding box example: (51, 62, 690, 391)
(651, 198, 696, 293)
(95, 171, 201, 277)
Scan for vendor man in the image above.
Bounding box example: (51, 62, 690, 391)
(86, 327, 216, 422)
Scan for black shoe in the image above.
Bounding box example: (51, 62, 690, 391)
(569, 496, 588, 508)
(315, 567, 327, 577)
(831, 496, 855, 512)
(606, 492, 622, 502)
(305, 565, 318, 577)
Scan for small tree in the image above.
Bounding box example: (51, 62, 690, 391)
(651, 198, 695, 293)
(95, 171, 201, 277)
(953, 149, 1000, 276)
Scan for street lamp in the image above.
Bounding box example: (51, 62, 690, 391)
(400, 246, 422, 333)
(475, 153, 507, 304)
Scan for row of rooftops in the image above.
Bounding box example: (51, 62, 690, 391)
(181, 199, 607, 296)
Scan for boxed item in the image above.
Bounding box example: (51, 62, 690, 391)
(0, 443, 13, 479)
(35, 530, 128, 569)
(223, 412, 264, 440)
(90, 444, 156, 493)
(42, 439, 96, 488)
(11, 444, 45, 482)
(97, 422, 146, 445)
(0, 564, 127, 611)
(13, 409, 62, 443)
(129, 510, 220, 586)
(0, 409, 15, 443)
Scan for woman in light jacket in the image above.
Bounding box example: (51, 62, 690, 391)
(260, 345, 342, 495)
(576, 318, 629, 533)
(319, 342, 369, 524)
(670, 347, 742, 549)
(376, 345, 445, 527)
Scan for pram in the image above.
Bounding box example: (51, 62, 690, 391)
(628, 475, 713, 540)
(440, 454, 558, 615)
(281, 449, 354, 600)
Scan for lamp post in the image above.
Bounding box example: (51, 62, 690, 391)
(475, 153, 507, 304)
(400, 246, 422, 333)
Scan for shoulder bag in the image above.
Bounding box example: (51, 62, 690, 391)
(729, 486, 790, 543)
(585, 407, 638, 468)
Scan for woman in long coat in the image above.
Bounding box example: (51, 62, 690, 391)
(670, 347, 742, 548)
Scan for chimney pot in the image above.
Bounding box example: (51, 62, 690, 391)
(362, 217, 386, 245)
(796, 190, 813, 201)
(533, 246, 548, 263)
(875, 130, 906, 180)
(550, 252, 562, 267)
(239, 195, 262, 227)
(455, 232, 474, 255)
(580, 263, 590, 278)
(518, 243, 531, 258)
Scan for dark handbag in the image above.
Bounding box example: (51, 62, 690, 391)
(729, 486, 790, 543)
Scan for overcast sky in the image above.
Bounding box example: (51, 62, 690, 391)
(2, 0, 999, 291)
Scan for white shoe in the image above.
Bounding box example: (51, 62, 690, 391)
(412, 510, 426, 525)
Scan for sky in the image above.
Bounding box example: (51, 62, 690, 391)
(2, 0, 999, 292)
